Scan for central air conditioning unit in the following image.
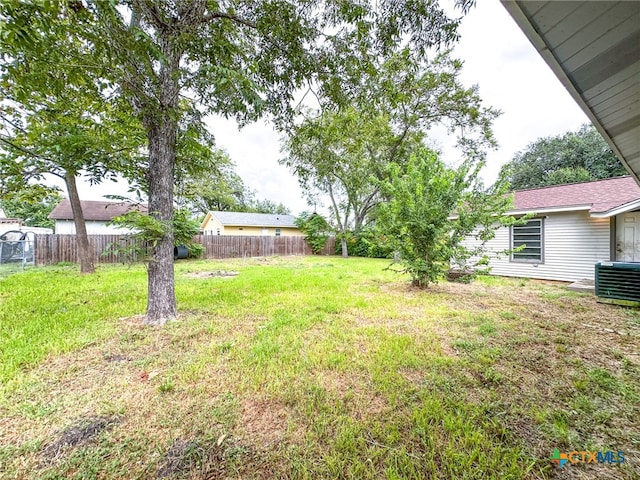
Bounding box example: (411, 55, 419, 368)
(595, 262, 640, 307)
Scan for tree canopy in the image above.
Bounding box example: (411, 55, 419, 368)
(502, 124, 627, 190)
(175, 147, 290, 217)
(0, 185, 61, 229)
(282, 51, 499, 256)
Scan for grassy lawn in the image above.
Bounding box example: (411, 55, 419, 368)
(0, 256, 638, 479)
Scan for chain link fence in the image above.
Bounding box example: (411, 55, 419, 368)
(0, 231, 35, 277)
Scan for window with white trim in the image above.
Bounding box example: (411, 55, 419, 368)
(275, 228, 281, 237)
(511, 219, 544, 263)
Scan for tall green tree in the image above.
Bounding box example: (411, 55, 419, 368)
(2, 0, 475, 325)
(248, 199, 291, 215)
(283, 109, 399, 256)
(377, 148, 514, 287)
(175, 146, 290, 216)
(282, 52, 499, 257)
(502, 124, 627, 190)
(0, 100, 145, 273)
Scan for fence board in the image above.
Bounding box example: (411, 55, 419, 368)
(34, 234, 335, 265)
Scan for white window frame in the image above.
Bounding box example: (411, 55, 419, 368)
(275, 228, 281, 237)
(510, 218, 544, 263)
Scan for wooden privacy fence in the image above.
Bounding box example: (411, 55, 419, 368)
(34, 234, 335, 266)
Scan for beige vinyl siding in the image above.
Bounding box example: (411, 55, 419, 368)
(202, 218, 302, 236)
(222, 226, 302, 236)
(202, 215, 224, 234)
(464, 211, 611, 282)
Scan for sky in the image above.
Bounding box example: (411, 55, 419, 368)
(65, 0, 589, 216)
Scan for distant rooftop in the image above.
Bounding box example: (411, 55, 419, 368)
(207, 211, 297, 228)
(49, 200, 147, 221)
(511, 176, 640, 216)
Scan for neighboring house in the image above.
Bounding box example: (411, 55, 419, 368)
(0, 208, 23, 235)
(465, 176, 640, 282)
(201, 211, 302, 236)
(0, 208, 53, 235)
(49, 200, 147, 235)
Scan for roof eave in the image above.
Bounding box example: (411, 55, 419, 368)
(506, 205, 592, 216)
(501, 1, 640, 186)
(222, 224, 297, 228)
(590, 199, 640, 218)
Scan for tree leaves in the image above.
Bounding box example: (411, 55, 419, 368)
(377, 147, 513, 287)
(502, 124, 627, 190)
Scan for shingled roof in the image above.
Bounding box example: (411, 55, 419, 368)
(205, 211, 297, 228)
(511, 176, 640, 217)
(49, 200, 147, 221)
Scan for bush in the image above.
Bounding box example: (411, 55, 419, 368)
(295, 212, 331, 254)
(377, 148, 514, 288)
(105, 208, 203, 262)
(334, 228, 393, 258)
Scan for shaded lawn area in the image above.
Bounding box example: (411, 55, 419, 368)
(0, 256, 638, 479)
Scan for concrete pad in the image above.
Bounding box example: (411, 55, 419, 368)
(567, 279, 595, 294)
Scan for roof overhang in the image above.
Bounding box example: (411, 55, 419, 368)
(502, 1, 640, 185)
(506, 205, 592, 216)
(447, 204, 592, 220)
(591, 198, 640, 218)
(449, 201, 640, 220)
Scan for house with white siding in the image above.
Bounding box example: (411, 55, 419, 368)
(49, 200, 147, 234)
(471, 176, 640, 282)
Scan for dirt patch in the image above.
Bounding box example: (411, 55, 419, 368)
(185, 271, 239, 279)
(41, 415, 121, 464)
(239, 397, 292, 447)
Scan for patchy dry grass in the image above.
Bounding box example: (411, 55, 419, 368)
(0, 256, 638, 479)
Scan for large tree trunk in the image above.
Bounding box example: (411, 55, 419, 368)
(340, 235, 348, 258)
(64, 172, 95, 274)
(144, 118, 178, 326)
(141, 19, 182, 326)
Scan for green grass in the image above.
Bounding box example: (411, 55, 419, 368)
(0, 256, 638, 479)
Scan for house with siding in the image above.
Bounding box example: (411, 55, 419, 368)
(49, 200, 147, 234)
(201, 211, 302, 236)
(470, 176, 640, 282)
(0, 208, 23, 235)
